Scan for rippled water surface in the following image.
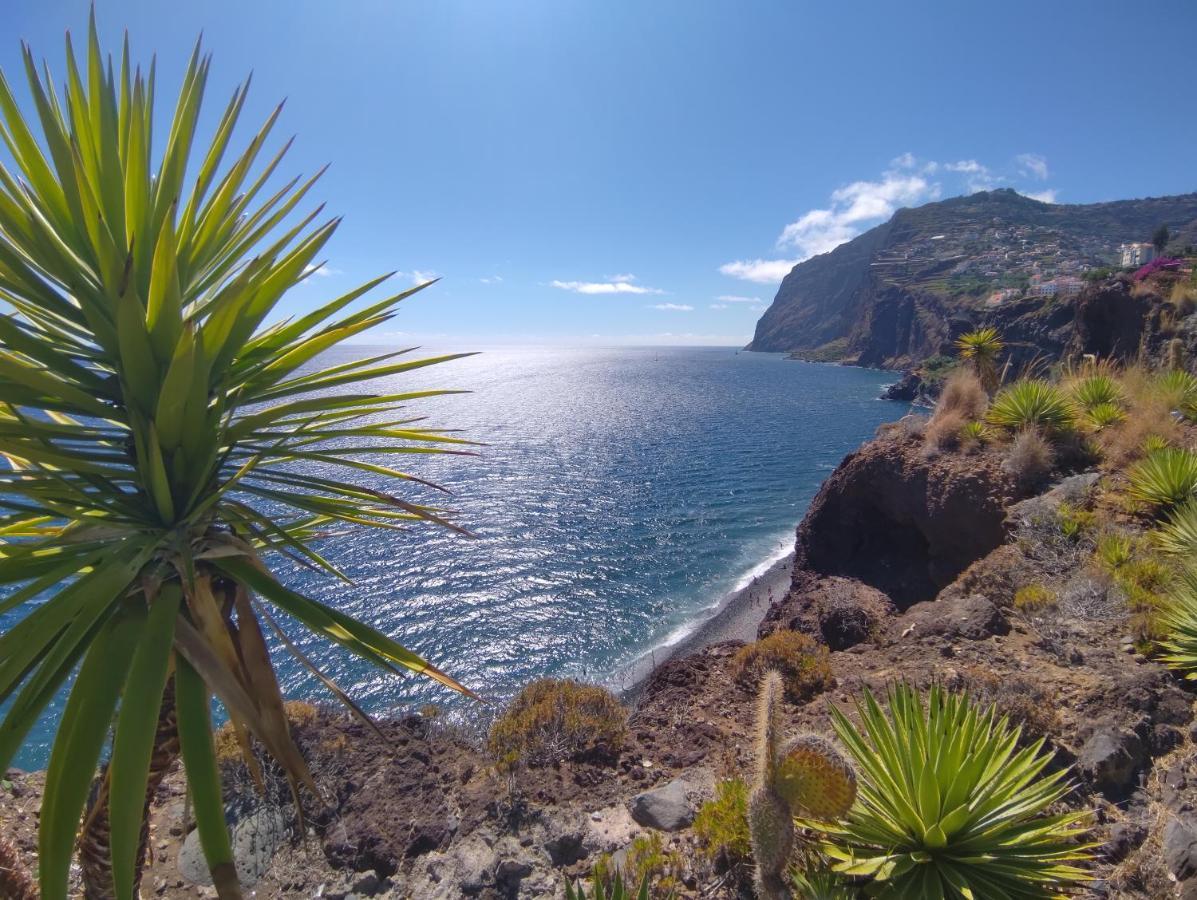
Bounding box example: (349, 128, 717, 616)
(10, 346, 906, 767)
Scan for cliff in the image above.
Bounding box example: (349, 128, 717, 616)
(747, 189, 1197, 368)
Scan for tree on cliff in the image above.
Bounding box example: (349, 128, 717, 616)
(956, 327, 1005, 394)
(0, 15, 476, 900)
(1154, 224, 1171, 255)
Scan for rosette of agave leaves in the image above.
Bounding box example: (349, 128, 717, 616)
(0, 16, 477, 900)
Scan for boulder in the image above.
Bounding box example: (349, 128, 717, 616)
(179, 806, 288, 887)
(1076, 726, 1147, 800)
(792, 435, 1013, 608)
(628, 778, 695, 831)
(897, 595, 1009, 642)
(760, 575, 895, 648)
(1166, 816, 1197, 882)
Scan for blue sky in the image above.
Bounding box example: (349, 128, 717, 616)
(5, 1, 1197, 346)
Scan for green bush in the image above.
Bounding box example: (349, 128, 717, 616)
(565, 871, 652, 900)
(590, 832, 682, 898)
(1154, 499, 1197, 557)
(693, 779, 751, 862)
(960, 421, 989, 443)
(1126, 447, 1197, 509)
(987, 379, 1076, 433)
(1014, 583, 1057, 613)
(824, 684, 1092, 897)
(1071, 373, 1124, 411)
(1154, 369, 1197, 418)
(1084, 401, 1125, 430)
(1056, 502, 1095, 540)
(733, 632, 835, 703)
(1096, 532, 1135, 571)
(1158, 568, 1197, 680)
(488, 679, 627, 766)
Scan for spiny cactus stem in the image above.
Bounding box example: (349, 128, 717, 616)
(755, 669, 785, 783)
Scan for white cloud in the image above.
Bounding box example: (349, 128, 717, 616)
(720, 151, 1059, 283)
(302, 263, 341, 277)
(649, 303, 693, 312)
(399, 269, 440, 285)
(1020, 188, 1058, 203)
(551, 274, 665, 295)
(715, 294, 762, 303)
(1016, 153, 1049, 180)
(717, 258, 800, 284)
(479, 275, 503, 284)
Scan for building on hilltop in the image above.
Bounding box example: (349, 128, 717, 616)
(1120, 242, 1156, 267)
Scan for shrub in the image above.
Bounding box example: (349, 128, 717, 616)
(1116, 555, 1174, 647)
(1001, 429, 1055, 491)
(825, 684, 1092, 897)
(922, 409, 966, 455)
(1143, 433, 1175, 455)
(1154, 499, 1197, 557)
(936, 369, 989, 420)
(488, 679, 627, 766)
(1056, 502, 1095, 540)
(1014, 583, 1057, 613)
(1157, 568, 1197, 680)
(565, 871, 653, 900)
(1096, 532, 1135, 571)
(1126, 447, 1197, 509)
(693, 779, 751, 863)
(733, 632, 834, 703)
(1084, 402, 1125, 430)
(1154, 369, 1197, 418)
(1071, 373, 1124, 411)
(590, 832, 683, 898)
(987, 379, 1076, 433)
(960, 421, 989, 445)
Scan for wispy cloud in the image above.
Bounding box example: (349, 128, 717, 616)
(1019, 188, 1058, 203)
(479, 275, 503, 284)
(717, 258, 800, 284)
(710, 303, 728, 309)
(720, 152, 1055, 283)
(551, 273, 665, 295)
(1016, 153, 1049, 180)
(302, 263, 341, 278)
(649, 303, 693, 311)
(715, 294, 762, 303)
(398, 269, 441, 285)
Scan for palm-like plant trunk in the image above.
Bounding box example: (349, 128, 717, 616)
(78, 682, 180, 900)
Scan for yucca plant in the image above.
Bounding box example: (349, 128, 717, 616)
(960, 420, 988, 443)
(1157, 567, 1197, 679)
(955, 327, 1004, 394)
(1154, 368, 1197, 420)
(0, 18, 476, 900)
(1083, 401, 1124, 430)
(1070, 373, 1123, 412)
(1154, 498, 1197, 556)
(1126, 447, 1197, 509)
(986, 379, 1076, 434)
(823, 683, 1092, 898)
(564, 871, 654, 900)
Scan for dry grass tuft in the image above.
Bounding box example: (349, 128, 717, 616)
(1002, 430, 1054, 492)
(937, 369, 989, 420)
(488, 678, 627, 766)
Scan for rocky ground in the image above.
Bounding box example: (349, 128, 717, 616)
(5, 418, 1197, 898)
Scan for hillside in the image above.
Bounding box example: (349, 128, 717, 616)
(746, 189, 1197, 366)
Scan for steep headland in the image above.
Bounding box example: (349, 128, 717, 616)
(747, 189, 1197, 370)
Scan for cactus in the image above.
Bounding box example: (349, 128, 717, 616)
(747, 670, 857, 900)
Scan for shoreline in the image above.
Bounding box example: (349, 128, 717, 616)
(616, 549, 795, 699)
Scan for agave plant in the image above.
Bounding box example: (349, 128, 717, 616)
(1070, 373, 1124, 412)
(1154, 498, 1197, 556)
(1083, 401, 1125, 430)
(564, 871, 655, 900)
(1126, 447, 1197, 509)
(1157, 567, 1197, 679)
(955, 327, 1004, 394)
(0, 18, 476, 900)
(823, 683, 1092, 898)
(986, 379, 1076, 434)
(1155, 368, 1197, 419)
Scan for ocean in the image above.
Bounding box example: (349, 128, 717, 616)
(8, 345, 906, 768)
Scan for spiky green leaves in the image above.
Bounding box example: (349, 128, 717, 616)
(955, 327, 1004, 393)
(987, 379, 1076, 433)
(1157, 568, 1197, 679)
(824, 683, 1092, 898)
(1128, 447, 1197, 509)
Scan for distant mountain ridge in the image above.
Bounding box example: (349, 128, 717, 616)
(746, 188, 1197, 367)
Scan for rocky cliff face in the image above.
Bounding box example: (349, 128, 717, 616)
(748, 189, 1197, 369)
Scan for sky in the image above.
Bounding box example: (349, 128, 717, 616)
(4, 1, 1197, 347)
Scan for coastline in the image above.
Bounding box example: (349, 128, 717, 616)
(616, 549, 794, 699)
